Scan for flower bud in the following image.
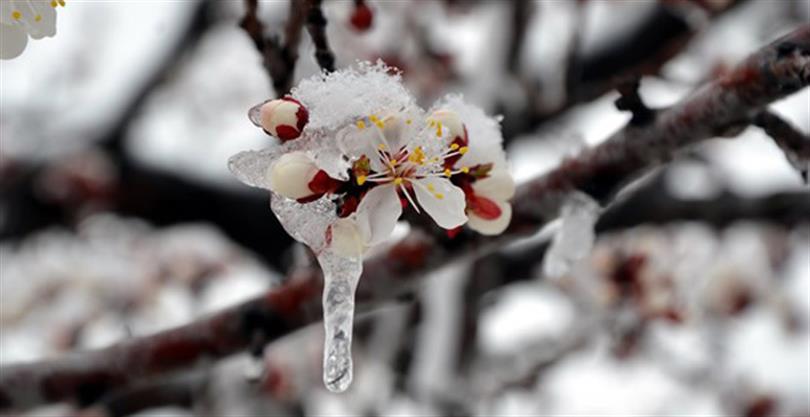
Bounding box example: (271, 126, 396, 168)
(267, 152, 320, 200)
(349, 2, 373, 32)
(259, 97, 309, 141)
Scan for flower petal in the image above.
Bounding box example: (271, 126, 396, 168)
(19, 0, 56, 39)
(0, 23, 27, 60)
(472, 169, 515, 201)
(467, 200, 511, 235)
(355, 184, 401, 245)
(330, 217, 367, 258)
(412, 177, 467, 229)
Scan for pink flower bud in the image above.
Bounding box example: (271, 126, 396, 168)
(258, 97, 309, 141)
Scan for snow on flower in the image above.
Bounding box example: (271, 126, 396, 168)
(228, 61, 514, 392)
(0, 0, 62, 60)
(230, 63, 514, 257)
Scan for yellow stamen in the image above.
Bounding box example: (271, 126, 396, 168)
(436, 122, 443, 137)
(35, 14, 42, 22)
(427, 184, 435, 192)
(375, 121, 385, 129)
(59, 0, 66, 6)
(406, 119, 412, 125)
(393, 177, 404, 186)
(434, 193, 444, 200)
(391, 159, 399, 166)
(459, 146, 469, 155)
(450, 143, 460, 151)
(369, 115, 379, 122)
(50, 0, 57, 7)
(377, 143, 386, 150)
(356, 120, 366, 129)
(444, 169, 452, 177)
(11, 10, 21, 20)
(460, 167, 470, 174)
(356, 175, 367, 186)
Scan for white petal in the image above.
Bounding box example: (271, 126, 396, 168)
(268, 151, 320, 200)
(429, 109, 465, 141)
(337, 125, 387, 172)
(18, 0, 56, 39)
(355, 184, 401, 245)
(412, 177, 467, 229)
(330, 217, 367, 258)
(0, 23, 27, 60)
(472, 170, 515, 201)
(467, 200, 511, 235)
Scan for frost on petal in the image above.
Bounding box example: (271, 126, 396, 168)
(330, 217, 367, 258)
(413, 177, 468, 229)
(292, 61, 418, 132)
(0, 24, 27, 60)
(543, 192, 601, 279)
(431, 94, 507, 169)
(472, 170, 516, 201)
(468, 200, 512, 235)
(354, 184, 402, 246)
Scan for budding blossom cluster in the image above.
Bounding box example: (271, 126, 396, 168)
(229, 62, 515, 258)
(0, 0, 63, 60)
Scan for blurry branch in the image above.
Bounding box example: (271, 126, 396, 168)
(504, 0, 749, 140)
(505, 0, 533, 75)
(304, 0, 336, 73)
(753, 111, 810, 183)
(240, 0, 306, 96)
(1, 25, 808, 413)
(94, 372, 206, 417)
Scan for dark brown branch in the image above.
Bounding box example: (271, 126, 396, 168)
(240, 0, 306, 96)
(753, 110, 810, 183)
(304, 0, 336, 73)
(1, 25, 808, 413)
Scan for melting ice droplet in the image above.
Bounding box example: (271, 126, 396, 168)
(318, 252, 362, 392)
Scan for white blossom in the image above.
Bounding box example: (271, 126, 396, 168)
(0, 0, 61, 60)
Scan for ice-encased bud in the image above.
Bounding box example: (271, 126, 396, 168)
(330, 217, 367, 258)
(268, 151, 320, 200)
(256, 97, 309, 141)
(429, 109, 466, 141)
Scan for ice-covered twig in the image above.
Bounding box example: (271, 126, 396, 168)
(753, 111, 810, 183)
(304, 0, 336, 73)
(240, 0, 306, 96)
(1, 25, 808, 412)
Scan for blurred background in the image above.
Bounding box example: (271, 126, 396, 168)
(1, 0, 808, 416)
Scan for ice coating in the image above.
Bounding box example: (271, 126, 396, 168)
(543, 192, 601, 279)
(318, 251, 362, 392)
(432, 94, 508, 169)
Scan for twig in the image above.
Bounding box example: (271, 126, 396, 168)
(240, 0, 306, 96)
(753, 111, 810, 183)
(304, 0, 336, 73)
(0, 25, 808, 412)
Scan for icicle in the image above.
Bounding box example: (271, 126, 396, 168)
(317, 251, 363, 392)
(543, 191, 601, 279)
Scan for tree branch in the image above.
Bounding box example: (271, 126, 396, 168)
(240, 0, 307, 96)
(304, 0, 336, 73)
(753, 110, 810, 183)
(1, 25, 808, 413)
